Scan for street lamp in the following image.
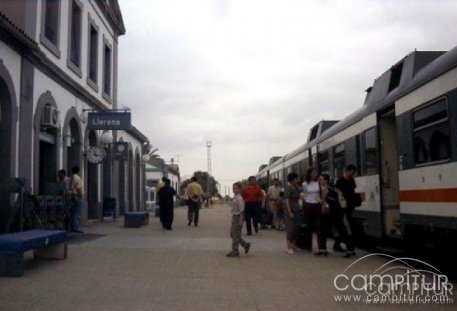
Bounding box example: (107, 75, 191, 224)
(207, 141, 212, 198)
(100, 130, 113, 145)
(141, 154, 150, 163)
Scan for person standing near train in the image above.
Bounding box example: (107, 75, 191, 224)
(318, 173, 355, 257)
(284, 172, 302, 254)
(335, 164, 360, 257)
(242, 176, 264, 235)
(302, 167, 324, 253)
(267, 178, 283, 230)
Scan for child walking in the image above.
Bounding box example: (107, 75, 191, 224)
(227, 182, 251, 257)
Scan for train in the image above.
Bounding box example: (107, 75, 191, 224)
(256, 46, 457, 253)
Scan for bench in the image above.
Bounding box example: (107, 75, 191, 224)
(0, 229, 67, 277)
(124, 211, 149, 228)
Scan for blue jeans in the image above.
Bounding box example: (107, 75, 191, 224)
(71, 197, 83, 231)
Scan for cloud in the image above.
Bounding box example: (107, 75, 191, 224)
(118, 0, 457, 191)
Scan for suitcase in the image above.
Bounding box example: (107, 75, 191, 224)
(295, 224, 311, 249)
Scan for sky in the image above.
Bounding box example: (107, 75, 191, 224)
(117, 0, 457, 195)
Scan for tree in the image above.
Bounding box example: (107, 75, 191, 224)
(180, 171, 219, 197)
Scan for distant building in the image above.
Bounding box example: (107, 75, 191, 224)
(145, 160, 181, 205)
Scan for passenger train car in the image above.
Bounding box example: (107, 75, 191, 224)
(256, 46, 457, 251)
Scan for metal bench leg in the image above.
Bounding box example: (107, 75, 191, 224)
(0, 251, 24, 277)
(34, 242, 67, 260)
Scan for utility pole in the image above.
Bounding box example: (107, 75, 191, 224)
(207, 141, 211, 196)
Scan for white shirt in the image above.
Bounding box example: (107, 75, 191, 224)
(231, 193, 245, 215)
(302, 181, 320, 204)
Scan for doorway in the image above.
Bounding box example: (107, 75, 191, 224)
(378, 107, 401, 237)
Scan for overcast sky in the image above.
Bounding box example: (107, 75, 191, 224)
(117, 0, 457, 195)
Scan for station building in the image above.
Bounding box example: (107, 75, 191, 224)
(0, 0, 152, 231)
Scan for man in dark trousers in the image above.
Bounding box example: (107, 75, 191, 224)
(158, 178, 178, 230)
(335, 164, 361, 257)
(242, 176, 264, 235)
(186, 176, 203, 226)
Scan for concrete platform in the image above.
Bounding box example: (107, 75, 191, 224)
(0, 204, 454, 310)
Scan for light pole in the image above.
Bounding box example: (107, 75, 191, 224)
(207, 141, 211, 197)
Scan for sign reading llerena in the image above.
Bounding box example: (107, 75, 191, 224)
(87, 112, 131, 130)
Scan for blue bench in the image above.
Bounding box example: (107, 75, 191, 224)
(0, 229, 67, 277)
(124, 211, 149, 228)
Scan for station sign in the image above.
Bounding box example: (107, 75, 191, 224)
(113, 142, 129, 160)
(87, 111, 131, 130)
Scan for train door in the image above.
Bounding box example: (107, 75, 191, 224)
(378, 108, 401, 237)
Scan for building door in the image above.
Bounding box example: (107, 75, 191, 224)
(66, 118, 81, 175)
(38, 139, 57, 194)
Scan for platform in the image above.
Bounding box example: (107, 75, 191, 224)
(0, 204, 454, 310)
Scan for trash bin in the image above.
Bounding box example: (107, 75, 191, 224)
(102, 197, 116, 221)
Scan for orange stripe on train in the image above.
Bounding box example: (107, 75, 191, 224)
(400, 188, 457, 202)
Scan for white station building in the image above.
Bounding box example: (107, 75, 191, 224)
(0, 0, 160, 231)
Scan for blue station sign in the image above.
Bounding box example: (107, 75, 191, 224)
(113, 142, 129, 160)
(87, 112, 131, 130)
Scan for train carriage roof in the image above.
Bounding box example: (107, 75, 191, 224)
(255, 45, 457, 175)
(317, 47, 457, 143)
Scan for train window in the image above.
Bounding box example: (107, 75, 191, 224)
(413, 126, 451, 164)
(319, 150, 329, 174)
(388, 62, 403, 92)
(413, 98, 447, 129)
(364, 128, 379, 175)
(309, 125, 319, 141)
(333, 143, 345, 178)
(413, 98, 451, 165)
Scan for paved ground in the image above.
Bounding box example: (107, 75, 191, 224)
(0, 204, 455, 311)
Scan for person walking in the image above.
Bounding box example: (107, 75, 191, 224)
(267, 179, 282, 230)
(319, 173, 355, 257)
(70, 166, 84, 233)
(158, 178, 178, 230)
(335, 164, 360, 257)
(302, 167, 324, 254)
(186, 176, 203, 226)
(242, 176, 264, 235)
(284, 172, 302, 254)
(226, 182, 251, 257)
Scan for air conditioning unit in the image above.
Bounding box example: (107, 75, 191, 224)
(41, 105, 59, 128)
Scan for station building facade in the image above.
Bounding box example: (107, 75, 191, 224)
(0, 0, 149, 231)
